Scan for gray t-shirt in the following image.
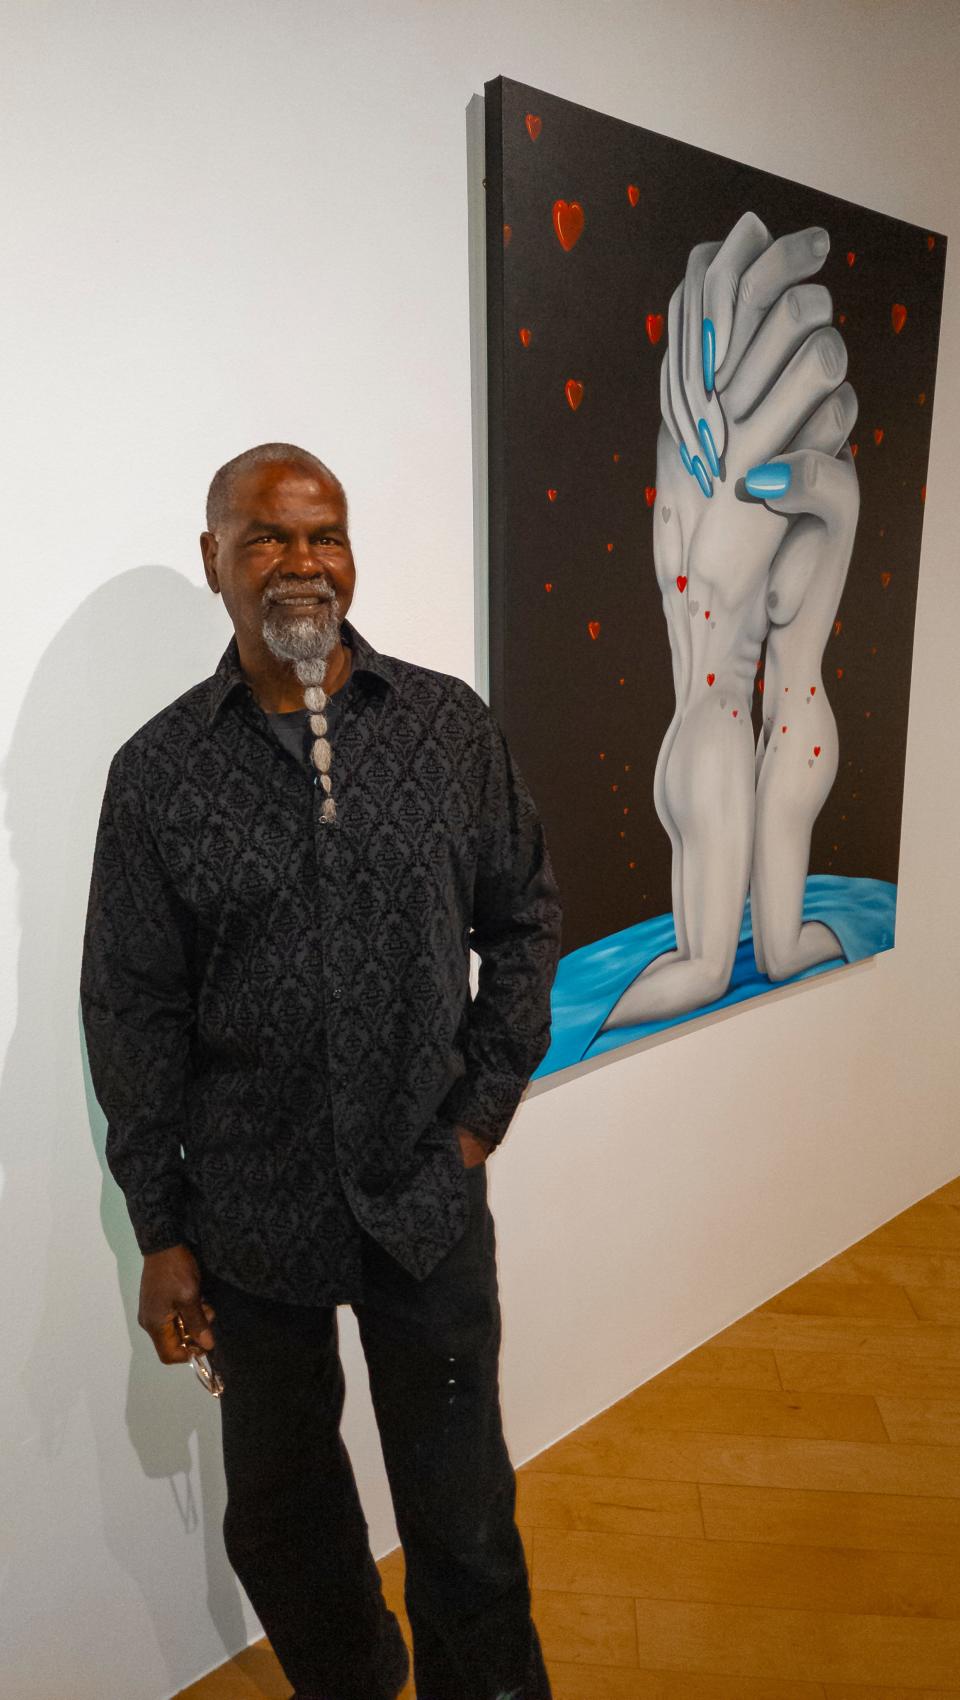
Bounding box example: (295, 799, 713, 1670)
(266, 673, 353, 768)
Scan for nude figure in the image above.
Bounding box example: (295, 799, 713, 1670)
(602, 213, 860, 1029)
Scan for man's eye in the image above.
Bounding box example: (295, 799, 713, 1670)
(248, 534, 279, 546)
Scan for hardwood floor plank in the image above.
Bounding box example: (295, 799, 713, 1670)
(806, 1249, 960, 1288)
(532, 1587, 638, 1667)
(637, 1345, 784, 1391)
(875, 1396, 960, 1444)
(709, 1314, 960, 1363)
(632, 1598, 960, 1687)
(700, 1481, 960, 1555)
(776, 1349, 960, 1397)
(516, 1472, 703, 1539)
(760, 1282, 918, 1319)
(533, 1524, 960, 1615)
(548, 1661, 827, 1698)
(609, 1382, 890, 1442)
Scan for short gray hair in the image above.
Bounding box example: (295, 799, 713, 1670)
(205, 442, 346, 532)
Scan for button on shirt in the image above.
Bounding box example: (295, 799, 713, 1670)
(80, 621, 563, 1306)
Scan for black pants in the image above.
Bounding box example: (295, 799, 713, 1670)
(201, 1165, 551, 1700)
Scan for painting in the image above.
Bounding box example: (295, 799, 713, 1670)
(483, 76, 947, 1080)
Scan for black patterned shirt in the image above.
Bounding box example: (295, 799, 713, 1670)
(80, 621, 562, 1305)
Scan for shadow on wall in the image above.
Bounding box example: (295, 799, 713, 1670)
(0, 567, 251, 1693)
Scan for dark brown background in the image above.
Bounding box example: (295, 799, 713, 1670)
(485, 75, 947, 955)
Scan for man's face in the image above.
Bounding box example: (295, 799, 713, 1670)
(200, 461, 356, 662)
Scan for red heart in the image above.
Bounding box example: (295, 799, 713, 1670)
(881, 571, 892, 588)
(644, 485, 656, 507)
(813, 746, 821, 757)
(891, 303, 907, 334)
(918, 392, 927, 405)
(606, 542, 614, 552)
(927, 234, 936, 251)
(921, 483, 927, 503)
(519, 327, 532, 347)
(627, 183, 640, 207)
(645, 313, 665, 346)
(781, 725, 788, 734)
(834, 619, 843, 635)
(704, 610, 710, 620)
(850, 443, 859, 457)
(836, 668, 844, 679)
(612, 451, 621, 463)
(810, 685, 817, 696)
(846, 251, 856, 267)
(544, 582, 553, 592)
(565, 378, 584, 411)
(525, 113, 542, 141)
(587, 620, 601, 640)
(547, 488, 557, 502)
(874, 428, 884, 445)
(758, 678, 765, 693)
(553, 200, 585, 251)
(676, 575, 687, 594)
(732, 710, 739, 718)
(503, 224, 512, 246)
(838, 312, 847, 325)
(707, 674, 715, 687)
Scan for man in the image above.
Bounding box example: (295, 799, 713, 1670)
(81, 443, 562, 1700)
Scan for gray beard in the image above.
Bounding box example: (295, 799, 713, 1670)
(261, 597, 341, 688)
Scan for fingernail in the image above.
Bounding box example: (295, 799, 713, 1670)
(698, 418, 720, 478)
(702, 318, 716, 392)
(679, 441, 694, 475)
(745, 461, 792, 498)
(811, 228, 829, 256)
(691, 456, 713, 498)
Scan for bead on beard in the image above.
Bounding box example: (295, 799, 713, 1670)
(303, 685, 328, 712)
(309, 713, 328, 737)
(311, 738, 332, 775)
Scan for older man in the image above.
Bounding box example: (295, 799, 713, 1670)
(81, 444, 562, 1700)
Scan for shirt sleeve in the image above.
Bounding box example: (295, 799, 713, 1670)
(440, 714, 563, 1146)
(80, 748, 195, 1254)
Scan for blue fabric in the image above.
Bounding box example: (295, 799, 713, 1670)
(533, 875, 897, 1079)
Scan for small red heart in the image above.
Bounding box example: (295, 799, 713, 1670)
(587, 620, 601, 640)
(891, 303, 907, 334)
(838, 312, 847, 325)
(547, 488, 558, 502)
(927, 234, 936, 251)
(645, 313, 665, 345)
(873, 428, 884, 445)
(781, 725, 788, 734)
(519, 327, 532, 347)
(627, 183, 640, 207)
(704, 610, 710, 620)
(757, 678, 764, 693)
(810, 685, 817, 695)
(846, 251, 856, 267)
(813, 746, 821, 757)
(918, 392, 927, 405)
(644, 486, 656, 507)
(565, 378, 584, 411)
(881, 571, 892, 588)
(836, 668, 844, 679)
(921, 483, 927, 503)
(834, 619, 843, 635)
(525, 113, 542, 141)
(676, 575, 687, 594)
(606, 542, 614, 553)
(503, 223, 512, 246)
(850, 443, 859, 457)
(544, 582, 553, 592)
(707, 674, 715, 687)
(553, 200, 585, 251)
(732, 710, 739, 718)
(612, 451, 621, 463)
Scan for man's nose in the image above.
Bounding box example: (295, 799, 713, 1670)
(285, 537, 325, 575)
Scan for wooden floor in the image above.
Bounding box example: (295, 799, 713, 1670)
(176, 1174, 960, 1699)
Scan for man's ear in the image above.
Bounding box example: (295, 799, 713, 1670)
(200, 532, 221, 595)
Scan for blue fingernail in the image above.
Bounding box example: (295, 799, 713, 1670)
(698, 418, 720, 478)
(679, 441, 694, 475)
(702, 318, 716, 392)
(691, 455, 713, 498)
(744, 461, 792, 498)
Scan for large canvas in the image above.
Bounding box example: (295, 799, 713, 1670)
(483, 76, 946, 1082)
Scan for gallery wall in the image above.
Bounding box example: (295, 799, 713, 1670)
(1, 2, 957, 1696)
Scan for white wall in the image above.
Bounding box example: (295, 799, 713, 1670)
(1, 2, 957, 1696)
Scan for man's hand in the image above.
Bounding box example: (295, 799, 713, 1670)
(139, 1243, 216, 1364)
(455, 1126, 494, 1169)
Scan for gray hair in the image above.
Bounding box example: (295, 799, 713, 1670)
(205, 442, 346, 532)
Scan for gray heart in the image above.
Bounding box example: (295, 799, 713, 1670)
(661, 505, 672, 523)
(808, 758, 814, 768)
(689, 598, 700, 616)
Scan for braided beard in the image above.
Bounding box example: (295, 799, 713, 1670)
(262, 589, 341, 822)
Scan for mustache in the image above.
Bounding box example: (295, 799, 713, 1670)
(262, 579, 337, 606)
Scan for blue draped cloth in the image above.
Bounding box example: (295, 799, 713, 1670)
(533, 875, 896, 1079)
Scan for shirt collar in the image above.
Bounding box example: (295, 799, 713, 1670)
(204, 616, 400, 730)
